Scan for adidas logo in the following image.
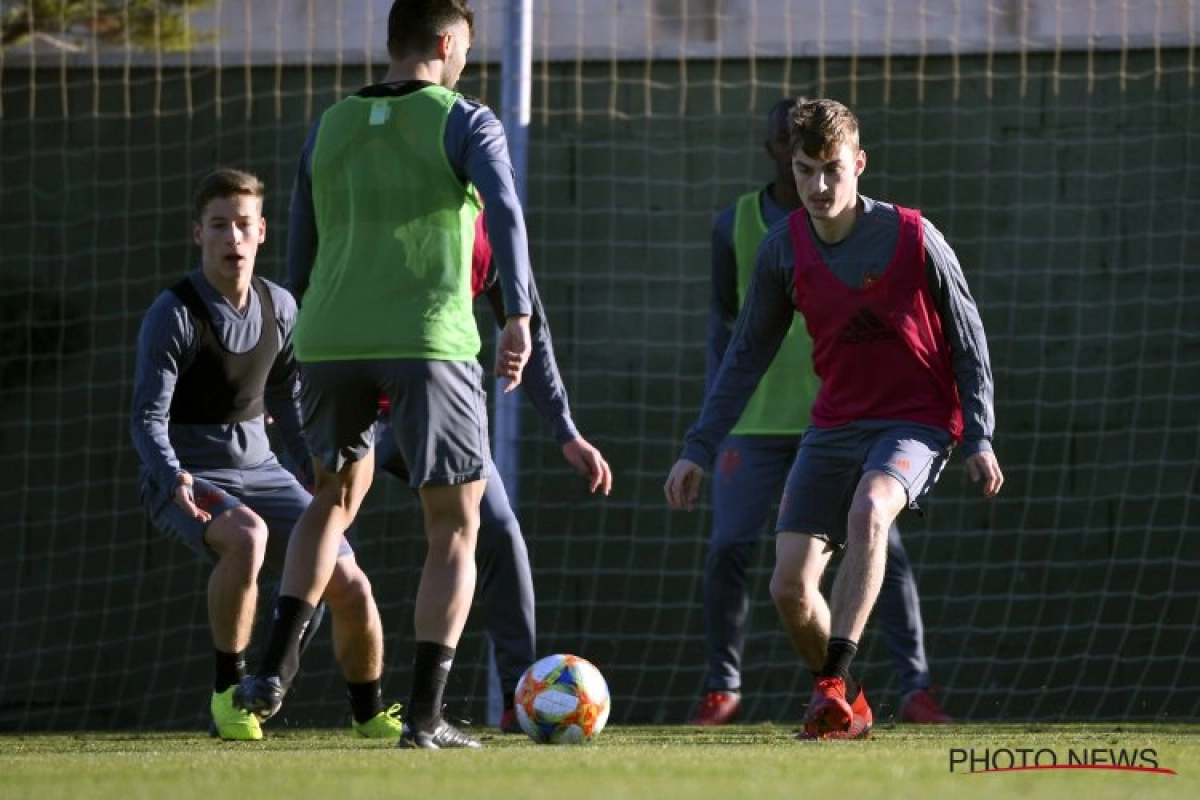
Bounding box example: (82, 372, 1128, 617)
(837, 307, 897, 344)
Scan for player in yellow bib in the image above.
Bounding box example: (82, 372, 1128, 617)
(238, 0, 534, 750)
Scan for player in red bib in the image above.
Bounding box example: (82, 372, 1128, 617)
(665, 98, 1003, 740)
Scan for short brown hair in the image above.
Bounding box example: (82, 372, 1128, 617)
(387, 0, 475, 60)
(191, 168, 264, 221)
(789, 99, 861, 160)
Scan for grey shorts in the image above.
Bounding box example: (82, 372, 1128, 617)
(299, 358, 490, 488)
(140, 462, 353, 567)
(776, 422, 953, 547)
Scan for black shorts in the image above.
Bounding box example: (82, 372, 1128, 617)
(776, 422, 953, 547)
(299, 358, 490, 487)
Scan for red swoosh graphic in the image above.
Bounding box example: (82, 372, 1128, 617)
(972, 765, 1177, 776)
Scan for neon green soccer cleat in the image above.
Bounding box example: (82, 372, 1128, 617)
(211, 687, 263, 741)
(352, 703, 404, 739)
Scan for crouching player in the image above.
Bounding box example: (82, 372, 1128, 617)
(131, 168, 401, 740)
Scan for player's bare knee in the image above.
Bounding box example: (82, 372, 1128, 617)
(323, 559, 375, 619)
(846, 502, 894, 550)
(426, 528, 478, 565)
(206, 508, 269, 574)
(769, 569, 813, 611)
(314, 475, 370, 512)
(423, 503, 480, 546)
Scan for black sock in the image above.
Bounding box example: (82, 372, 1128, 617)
(502, 691, 515, 712)
(820, 638, 859, 682)
(347, 680, 384, 724)
(257, 595, 316, 687)
(810, 667, 858, 701)
(214, 649, 246, 693)
(408, 642, 455, 730)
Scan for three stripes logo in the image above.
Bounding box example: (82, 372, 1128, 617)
(837, 306, 898, 344)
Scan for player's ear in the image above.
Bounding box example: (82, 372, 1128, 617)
(855, 148, 867, 177)
(437, 30, 453, 60)
(192, 221, 202, 246)
(258, 217, 267, 243)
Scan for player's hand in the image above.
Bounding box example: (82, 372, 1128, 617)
(173, 472, 211, 522)
(562, 436, 612, 496)
(496, 315, 532, 393)
(965, 451, 1004, 498)
(664, 458, 704, 511)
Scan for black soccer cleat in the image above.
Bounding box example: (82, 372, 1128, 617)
(233, 674, 286, 722)
(396, 719, 482, 750)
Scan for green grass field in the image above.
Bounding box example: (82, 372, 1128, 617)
(2, 723, 1197, 800)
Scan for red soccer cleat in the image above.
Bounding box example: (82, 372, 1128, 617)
(801, 677, 854, 738)
(797, 682, 873, 740)
(689, 691, 742, 726)
(498, 706, 523, 734)
(900, 687, 953, 724)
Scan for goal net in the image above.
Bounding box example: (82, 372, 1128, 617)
(0, 0, 1196, 731)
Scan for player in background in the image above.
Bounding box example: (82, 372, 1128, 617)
(666, 98, 1003, 740)
(131, 167, 402, 741)
(690, 98, 953, 727)
(236, 0, 535, 749)
(348, 211, 613, 734)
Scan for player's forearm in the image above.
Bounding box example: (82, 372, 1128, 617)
(131, 311, 189, 488)
(686, 271, 793, 465)
(926, 242, 997, 449)
(129, 368, 187, 489)
(948, 295, 996, 452)
(955, 356, 996, 456)
(462, 113, 533, 318)
(130, 405, 184, 490)
(517, 286, 579, 444)
(480, 196, 532, 319)
(681, 355, 765, 467)
(684, 342, 781, 467)
(521, 355, 579, 444)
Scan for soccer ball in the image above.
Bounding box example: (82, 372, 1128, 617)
(514, 653, 611, 744)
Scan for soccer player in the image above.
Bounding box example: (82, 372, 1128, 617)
(130, 167, 402, 741)
(348, 211, 613, 734)
(665, 98, 1003, 740)
(690, 98, 952, 727)
(236, 0, 535, 749)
